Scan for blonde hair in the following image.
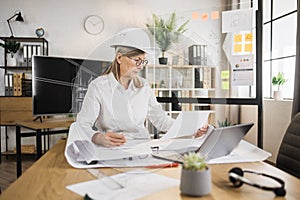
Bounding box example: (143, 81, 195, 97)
(103, 46, 145, 88)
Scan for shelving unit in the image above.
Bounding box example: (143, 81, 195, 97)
(0, 37, 48, 97)
(142, 64, 216, 124)
(0, 37, 48, 160)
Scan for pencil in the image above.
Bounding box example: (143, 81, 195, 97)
(145, 162, 179, 168)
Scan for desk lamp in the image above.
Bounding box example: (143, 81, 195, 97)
(7, 10, 24, 37)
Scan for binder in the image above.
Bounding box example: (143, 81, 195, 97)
(201, 45, 207, 65)
(32, 45, 37, 56)
(5, 74, 14, 96)
(23, 45, 28, 65)
(37, 45, 41, 55)
(9, 74, 14, 95)
(197, 45, 201, 65)
(28, 45, 32, 65)
(21, 73, 32, 96)
(0, 69, 4, 96)
(188, 45, 203, 65)
(13, 73, 23, 96)
(5, 74, 9, 95)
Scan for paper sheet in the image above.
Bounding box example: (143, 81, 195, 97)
(65, 121, 271, 168)
(208, 140, 271, 164)
(65, 123, 195, 168)
(222, 8, 253, 33)
(66, 169, 179, 200)
(161, 111, 210, 139)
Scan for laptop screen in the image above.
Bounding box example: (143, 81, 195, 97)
(196, 123, 254, 160)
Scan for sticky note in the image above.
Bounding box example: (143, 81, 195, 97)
(245, 33, 253, 42)
(221, 70, 230, 79)
(192, 12, 199, 20)
(222, 81, 229, 90)
(245, 43, 252, 52)
(201, 13, 209, 21)
(211, 11, 219, 20)
(234, 44, 242, 53)
(234, 34, 242, 43)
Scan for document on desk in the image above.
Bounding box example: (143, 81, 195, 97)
(65, 122, 271, 169)
(66, 169, 179, 200)
(208, 140, 271, 164)
(65, 123, 179, 168)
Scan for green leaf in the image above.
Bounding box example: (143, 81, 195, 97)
(0, 40, 20, 54)
(183, 152, 207, 171)
(146, 12, 189, 57)
(272, 72, 287, 90)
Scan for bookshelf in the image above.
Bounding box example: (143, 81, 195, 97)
(0, 37, 48, 97)
(0, 37, 48, 159)
(142, 64, 216, 121)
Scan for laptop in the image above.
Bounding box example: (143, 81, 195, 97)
(152, 122, 254, 163)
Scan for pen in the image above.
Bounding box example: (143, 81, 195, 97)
(145, 162, 179, 168)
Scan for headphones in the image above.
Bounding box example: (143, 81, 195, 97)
(228, 167, 286, 197)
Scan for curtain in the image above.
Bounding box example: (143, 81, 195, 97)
(292, 0, 300, 117)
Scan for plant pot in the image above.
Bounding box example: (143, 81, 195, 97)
(158, 57, 168, 65)
(273, 91, 283, 101)
(7, 53, 17, 66)
(180, 168, 211, 196)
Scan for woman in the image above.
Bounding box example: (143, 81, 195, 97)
(75, 28, 208, 147)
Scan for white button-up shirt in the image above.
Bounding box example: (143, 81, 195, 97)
(75, 72, 174, 140)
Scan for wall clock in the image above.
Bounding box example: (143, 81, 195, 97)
(84, 15, 104, 35)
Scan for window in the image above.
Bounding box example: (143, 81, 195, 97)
(263, 0, 297, 99)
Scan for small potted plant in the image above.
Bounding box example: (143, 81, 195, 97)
(180, 152, 211, 196)
(0, 40, 20, 57)
(0, 40, 20, 66)
(217, 117, 233, 127)
(272, 72, 287, 100)
(146, 12, 189, 65)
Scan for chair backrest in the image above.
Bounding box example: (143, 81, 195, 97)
(276, 112, 300, 178)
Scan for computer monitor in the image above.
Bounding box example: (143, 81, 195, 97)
(32, 55, 110, 117)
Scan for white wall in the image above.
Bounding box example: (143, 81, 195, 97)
(240, 100, 293, 164)
(1, 0, 224, 151)
(0, 0, 223, 62)
(263, 99, 293, 163)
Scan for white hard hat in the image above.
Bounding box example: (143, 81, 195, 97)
(110, 27, 152, 54)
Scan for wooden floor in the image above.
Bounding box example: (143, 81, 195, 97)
(0, 155, 35, 193)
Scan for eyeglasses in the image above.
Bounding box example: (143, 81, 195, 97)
(127, 56, 148, 67)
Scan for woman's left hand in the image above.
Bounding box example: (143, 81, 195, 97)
(194, 124, 209, 138)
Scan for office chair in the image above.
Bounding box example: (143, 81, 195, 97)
(276, 112, 300, 178)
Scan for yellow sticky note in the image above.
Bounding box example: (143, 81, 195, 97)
(245, 33, 253, 42)
(221, 70, 230, 79)
(234, 34, 242, 43)
(234, 44, 242, 53)
(201, 13, 209, 21)
(222, 81, 229, 90)
(245, 43, 253, 52)
(211, 11, 219, 20)
(192, 12, 199, 20)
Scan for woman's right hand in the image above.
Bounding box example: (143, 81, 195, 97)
(92, 132, 126, 147)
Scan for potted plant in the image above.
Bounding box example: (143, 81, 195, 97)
(217, 117, 233, 127)
(0, 40, 20, 66)
(0, 40, 20, 57)
(180, 152, 211, 196)
(146, 12, 189, 65)
(272, 72, 287, 100)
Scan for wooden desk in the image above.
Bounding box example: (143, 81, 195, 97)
(15, 117, 74, 177)
(0, 97, 34, 163)
(1, 140, 300, 200)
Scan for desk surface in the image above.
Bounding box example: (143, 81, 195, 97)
(1, 140, 300, 200)
(16, 117, 75, 130)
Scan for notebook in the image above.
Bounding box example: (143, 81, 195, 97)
(152, 122, 254, 163)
